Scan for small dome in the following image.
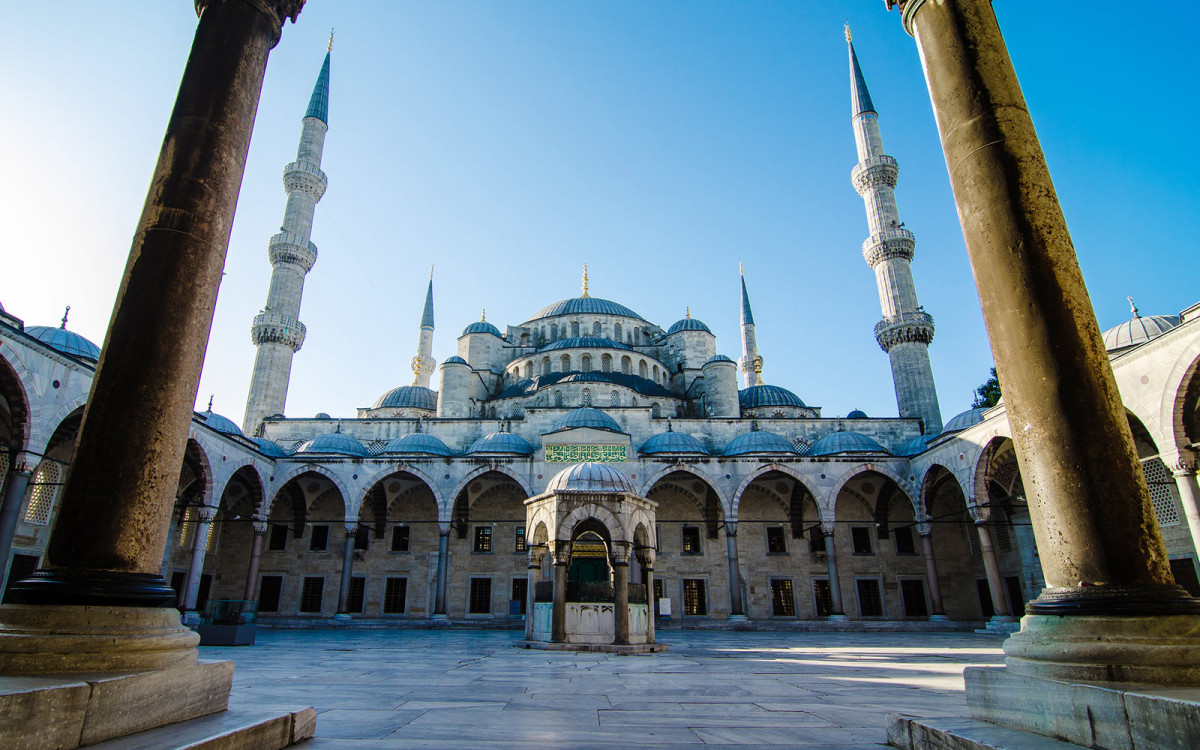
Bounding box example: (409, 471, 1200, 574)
(739, 385, 806, 409)
(468, 432, 535, 455)
(899, 434, 934, 456)
(26, 326, 101, 362)
(462, 320, 502, 337)
(640, 431, 708, 455)
(442, 355, 468, 365)
(846, 409, 868, 419)
(539, 336, 631, 353)
(198, 409, 242, 436)
(296, 432, 369, 456)
(373, 385, 438, 410)
(525, 297, 646, 323)
(943, 407, 988, 433)
(723, 431, 797, 456)
(546, 462, 635, 493)
(314, 412, 333, 420)
(551, 407, 623, 434)
(383, 433, 457, 456)
(1102, 314, 1180, 352)
(666, 317, 712, 335)
(704, 354, 735, 365)
(252, 437, 290, 457)
(806, 431, 888, 456)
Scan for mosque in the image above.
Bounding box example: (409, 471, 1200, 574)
(2, 37, 1198, 634)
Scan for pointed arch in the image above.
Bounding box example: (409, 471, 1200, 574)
(269, 463, 354, 517)
(731, 463, 821, 521)
(639, 463, 728, 509)
(445, 464, 533, 515)
(823, 462, 918, 521)
(358, 462, 446, 513)
(557, 502, 629, 545)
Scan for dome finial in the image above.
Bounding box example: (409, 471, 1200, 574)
(481, 308, 486, 322)
(60, 305, 70, 329)
(327, 28, 335, 52)
(739, 259, 744, 276)
(207, 394, 214, 412)
(686, 306, 691, 319)
(335, 421, 342, 434)
(581, 265, 590, 297)
(1128, 295, 1140, 318)
(844, 21, 851, 43)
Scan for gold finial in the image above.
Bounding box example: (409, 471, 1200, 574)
(430, 264, 434, 281)
(844, 22, 851, 43)
(1128, 296, 1140, 318)
(328, 29, 335, 52)
(582, 265, 590, 297)
(738, 259, 744, 276)
(60, 305, 70, 329)
(686, 306, 691, 319)
(481, 309, 486, 322)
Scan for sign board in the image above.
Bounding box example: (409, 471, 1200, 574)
(545, 444, 627, 463)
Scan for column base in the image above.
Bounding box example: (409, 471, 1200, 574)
(332, 613, 351, 623)
(976, 615, 1020, 635)
(728, 614, 749, 622)
(5, 569, 177, 608)
(182, 610, 203, 627)
(929, 614, 951, 622)
(0, 604, 199, 674)
(827, 614, 849, 622)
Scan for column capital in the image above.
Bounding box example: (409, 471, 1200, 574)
(1163, 449, 1197, 477)
(916, 521, 933, 537)
(636, 548, 656, 569)
(194, 0, 306, 37)
(343, 522, 359, 538)
(724, 521, 738, 537)
(884, 0, 929, 37)
(251, 519, 269, 535)
(195, 505, 218, 522)
(7, 451, 36, 475)
(551, 541, 573, 565)
(527, 547, 547, 568)
(820, 520, 837, 535)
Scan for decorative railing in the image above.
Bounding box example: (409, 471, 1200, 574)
(874, 311, 935, 351)
(851, 153, 899, 193)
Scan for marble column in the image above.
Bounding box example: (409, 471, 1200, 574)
(552, 543, 571, 643)
(181, 506, 216, 624)
(891, 0, 1200, 683)
(724, 521, 746, 619)
(976, 521, 1012, 619)
(640, 549, 656, 644)
(822, 525, 847, 619)
(0, 452, 33, 600)
(433, 525, 450, 618)
(1168, 454, 1200, 560)
(612, 547, 630, 645)
(242, 520, 268, 601)
(335, 524, 356, 619)
(918, 523, 946, 618)
(524, 548, 545, 640)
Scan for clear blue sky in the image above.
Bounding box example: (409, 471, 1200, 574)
(3, 3, 1197, 426)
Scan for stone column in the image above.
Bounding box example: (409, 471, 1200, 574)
(1168, 454, 1200, 559)
(822, 525, 847, 619)
(242, 520, 268, 601)
(181, 506, 217, 625)
(433, 524, 450, 618)
(612, 546, 630, 645)
(724, 521, 746, 619)
(334, 523, 356, 620)
(552, 543, 571, 643)
(891, 0, 1200, 683)
(640, 549, 656, 644)
(918, 523, 947, 619)
(0, 452, 33, 600)
(524, 548, 545, 640)
(976, 521, 1016, 630)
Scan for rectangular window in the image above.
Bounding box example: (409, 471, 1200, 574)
(766, 527, 787, 555)
(268, 524, 288, 551)
(309, 525, 329, 552)
(851, 526, 874, 556)
(900, 579, 928, 617)
(354, 525, 370, 551)
(347, 576, 366, 614)
(681, 526, 701, 555)
(894, 526, 917, 555)
(511, 578, 528, 615)
(809, 528, 825, 554)
(474, 526, 492, 553)
(682, 579, 707, 616)
(299, 577, 324, 613)
(856, 578, 883, 617)
(383, 577, 407, 614)
(514, 527, 526, 553)
(653, 578, 663, 603)
(813, 579, 833, 617)
(469, 578, 492, 614)
(391, 525, 410, 552)
(258, 575, 283, 613)
(770, 579, 796, 617)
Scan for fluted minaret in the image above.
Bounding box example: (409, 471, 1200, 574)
(737, 264, 763, 388)
(847, 30, 942, 434)
(243, 47, 331, 434)
(411, 269, 436, 388)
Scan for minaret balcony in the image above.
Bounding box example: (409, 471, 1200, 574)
(851, 154, 899, 194)
(862, 227, 916, 267)
(874, 311, 935, 352)
(268, 232, 318, 272)
(282, 160, 328, 199)
(251, 311, 307, 351)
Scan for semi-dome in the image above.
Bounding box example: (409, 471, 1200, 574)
(26, 326, 101, 362)
(462, 320, 502, 337)
(739, 384, 806, 409)
(314, 412, 333, 420)
(468, 432, 535, 455)
(550, 407, 623, 434)
(640, 430, 708, 455)
(806, 431, 888, 456)
(723, 431, 797, 456)
(296, 432, 369, 456)
(539, 336, 631, 352)
(898, 433, 934, 456)
(546, 462, 635, 494)
(442, 355, 468, 365)
(383, 433, 457, 456)
(666, 317, 712, 335)
(942, 406, 988, 433)
(846, 409, 868, 419)
(198, 409, 242, 436)
(1102, 314, 1180, 352)
(704, 354, 735, 365)
(373, 385, 438, 410)
(252, 437, 290, 457)
(525, 297, 646, 323)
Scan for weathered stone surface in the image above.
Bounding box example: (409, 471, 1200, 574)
(86, 707, 310, 749)
(0, 677, 90, 750)
(890, 714, 1088, 749)
(1123, 688, 1200, 750)
(79, 661, 233, 745)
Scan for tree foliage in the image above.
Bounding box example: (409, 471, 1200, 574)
(972, 367, 1001, 408)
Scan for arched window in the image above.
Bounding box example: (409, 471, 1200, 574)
(550, 323, 559, 340)
(638, 360, 648, 379)
(592, 321, 602, 336)
(541, 357, 551, 376)
(614, 323, 622, 341)
(581, 354, 592, 371)
(663, 372, 669, 386)
(571, 321, 580, 338)
(621, 356, 632, 376)
(520, 332, 529, 346)
(652, 365, 659, 381)
(560, 354, 571, 372)
(602, 354, 612, 372)
(554, 391, 564, 407)
(582, 388, 592, 407)
(634, 328, 640, 345)
(489, 406, 497, 418)
(524, 362, 534, 379)
(24, 460, 59, 525)
(610, 391, 619, 407)
(651, 403, 661, 419)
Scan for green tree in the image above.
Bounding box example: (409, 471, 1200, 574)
(972, 367, 1001, 408)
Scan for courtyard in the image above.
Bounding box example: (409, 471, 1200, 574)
(201, 628, 1007, 748)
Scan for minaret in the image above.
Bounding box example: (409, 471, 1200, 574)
(242, 43, 331, 434)
(847, 29, 942, 434)
(411, 268, 436, 388)
(738, 263, 763, 388)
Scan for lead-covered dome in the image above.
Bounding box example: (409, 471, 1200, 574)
(373, 385, 438, 411)
(252, 437, 290, 457)
(806, 431, 888, 456)
(739, 384, 806, 409)
(667, 317, 712, 335)
(442, 355, 468, 365)
(898, 433, 934, 456)
(546, 462, 635, 494)
(723, 431, 797, 456)
(198, 408, 242, 436)
(462, 320, 502, 337)
(942, 406, 988, 433)
(524, 297, 645, 323)
(1102, 313, 1180, 352)
(640, 431, 708, 455)
(26, 326, 101, 362)
(704, 354, 735, 365)
(539, 336, 631, 352)
(468, 432, 535, 455)
(551, 407, 623, 434)
(383, 433, 457, 456)
(296, 432, 369, 456)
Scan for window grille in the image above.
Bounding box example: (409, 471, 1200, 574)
(268, 524, 288, 550)
(771, 579, 796, 616)
(299, 577, 324, 613)
(813, 580, 833, 617)
(391, 525, 410, 552)
(24, 461, 59, 525)
(900, 579, 928, 617)
(474, 526, 492, 553)
(309, 525, 329, 552)
(1143, 457, 1181, 526)
(571, 321, 580, 337)
(766, 527, 787, 555)
(514, 527, 526, 553)
(851, 526, 874, 555)
(347, 576, 366, 613)
(610, 391, 619, 406)
(681, 526, 701, 555)
(554, 391, 563, 407)
(258, 576, 283, 612)
(511, 578, 528, 614)
(682, 579, 707, 615)
(469, 578, 492, 614)
(893, 526, 917, 555)
(178, 506, 197, 549)
(592, 321, 602, 336)
(856, 579, 883, 617)
(383, 577, 407, 613)
(582, 389, 591, 407)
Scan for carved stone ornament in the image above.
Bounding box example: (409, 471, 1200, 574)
(195, 0, 305, 25)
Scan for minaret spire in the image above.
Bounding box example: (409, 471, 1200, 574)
(412, 271, 436, 388)
(738, 265, 763, 388)
(243, 49, 331, 434)
(848, 35, 942, 434)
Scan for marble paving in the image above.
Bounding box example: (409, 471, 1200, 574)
(201, 629, 1006, 748)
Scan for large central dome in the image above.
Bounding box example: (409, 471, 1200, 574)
(523, 296, 646, 324)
